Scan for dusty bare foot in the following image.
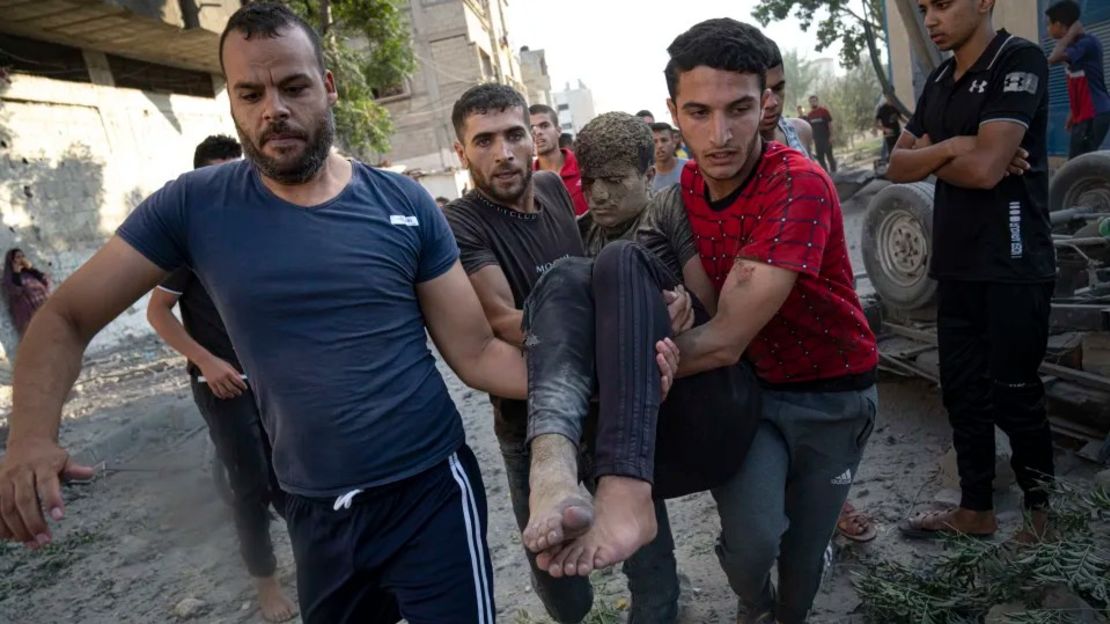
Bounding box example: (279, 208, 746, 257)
(256, 575, 297, 622)
(537, 475, 657, 578)
(523, 434, 593, 554)
(899, 507, 997, 539)
(1011, 509, 1055, 545)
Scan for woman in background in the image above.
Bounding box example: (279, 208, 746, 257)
(3, 248, 51, 337)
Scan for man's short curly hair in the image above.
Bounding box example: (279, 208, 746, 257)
(665, 18, 770, 100)
(573, 112, 655, 179)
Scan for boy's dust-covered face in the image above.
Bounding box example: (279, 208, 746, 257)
(581, 163, 653, 229)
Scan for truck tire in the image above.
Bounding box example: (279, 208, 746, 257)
(861, 182, 937, 312)
(1050, 150, 1110, 213)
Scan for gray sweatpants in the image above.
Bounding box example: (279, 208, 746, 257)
(712, 385, 877, 624)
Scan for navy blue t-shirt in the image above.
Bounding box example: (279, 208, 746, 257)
(118, 160, 462, 497)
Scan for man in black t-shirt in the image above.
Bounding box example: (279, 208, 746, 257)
(146, 136, 297, 623)
(445, 84, 691, 624)
(874, 93, 903, 158)
(886, 0, 1056, 542)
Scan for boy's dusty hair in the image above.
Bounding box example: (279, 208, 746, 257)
(573, 112, 655, 179)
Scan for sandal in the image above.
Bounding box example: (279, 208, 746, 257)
(836, 502, 877, 543)
(898, 508, 995, 540)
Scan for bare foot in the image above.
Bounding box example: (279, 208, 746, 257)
(537, 475, 657, 578)
(523, 435, 594, 553)
(256, 575, 297, 622)
(1011, 509, 1055, 545)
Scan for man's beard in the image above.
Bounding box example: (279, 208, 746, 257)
(237, 110, 335, 184)
(473, 164, 532, 205)
(701, 129, 761, 182)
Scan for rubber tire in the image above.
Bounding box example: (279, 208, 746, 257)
(1049, 150, 1110, 213)
(861, 182, 938, 312)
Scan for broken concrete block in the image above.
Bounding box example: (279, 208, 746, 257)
(1082, 332, 1110, 377)
(173, 597, 207, 619)
(1041, 584, 1107, 624)
(1096, 469, 1110, 491)
(939, 433, 1016, 492)
(984, 602, 1025, 624)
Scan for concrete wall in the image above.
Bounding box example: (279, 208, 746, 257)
(381, 0, 526, 170)
(0, 67, 233, 362)
(520, 48, 553, 107)
(552, 82, 596, 135)
(107, 0, 239, 33)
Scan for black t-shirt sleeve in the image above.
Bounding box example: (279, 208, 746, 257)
(905, 81, 933, 138)
(444, 203, 499, 276)
(980, 45, 1047, 129)
(639, 186, 697, 268)
(159, 267, 193, 295)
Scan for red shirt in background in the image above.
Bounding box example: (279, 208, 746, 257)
(680, 143, 877, 385)
(534, 148, 589, 216)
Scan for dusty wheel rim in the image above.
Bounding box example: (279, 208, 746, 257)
(876, 206, 929, 289)
(1063, 178, 1110, 212)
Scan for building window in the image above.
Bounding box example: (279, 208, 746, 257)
(557, 103, 569, 111)
(107, 54, 214, 97)
(0, 34, 90, 84)
(479, 50, 494, 80)
(373, 80, 411, 102)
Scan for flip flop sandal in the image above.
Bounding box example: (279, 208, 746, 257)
(898, 509, 995, 540)
(837, 502, 877, 543)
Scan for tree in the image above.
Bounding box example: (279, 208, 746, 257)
(753, 0, 884, 72)
(824, 63, 882, 148)
(753, 0, 909, 115)
(283, 0, 414, 156)
(781, 48, 820, 116)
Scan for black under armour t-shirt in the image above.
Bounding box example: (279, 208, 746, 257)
(905, 30, 1055, 283)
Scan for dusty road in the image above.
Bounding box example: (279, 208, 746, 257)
(2, 345, 1099, 624)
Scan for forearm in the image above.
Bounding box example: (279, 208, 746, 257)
(673, 317, 749, 378)
(490, 310, 525, 348)
(886, 142, 955, 182)
(9, 307, 90, 443)
(934, 153, 997, 189)
(460, 336, 527, 400)
(147, 304, 217, 367)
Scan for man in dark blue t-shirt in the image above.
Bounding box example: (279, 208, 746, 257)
(146, 134, 296, 623)
(1046, 0, 1110, 158)
(0, 5, 531, 623)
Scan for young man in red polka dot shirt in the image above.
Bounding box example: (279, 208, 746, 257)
(663, 19, 878, 624)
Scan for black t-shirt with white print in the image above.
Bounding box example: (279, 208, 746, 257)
(445, 171, 585, 307)
(905, 30, 1055, 283)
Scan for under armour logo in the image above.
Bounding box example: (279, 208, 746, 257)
(969, 80, 988, 93)
(1003, 72, 1039, 94)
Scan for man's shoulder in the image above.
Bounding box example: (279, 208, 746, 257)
(352, 162, 429, 206)
(442, 193, 486, 229)
(534, 170, 576, 215)
(534, 170, 564, 192)
(760, 144, 833, 196)
(995, 35, 1048, 71)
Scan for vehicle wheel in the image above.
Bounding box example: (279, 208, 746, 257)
(861, 182, 937, 312)
(1050, 150, 1110, 213)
